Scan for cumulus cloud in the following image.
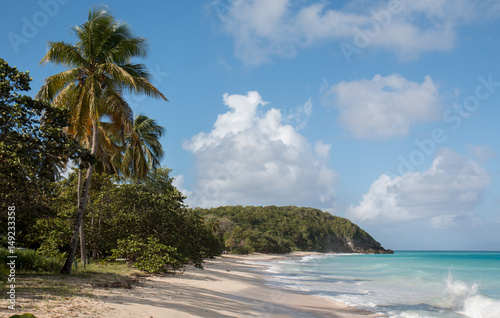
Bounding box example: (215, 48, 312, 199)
(325, 74, 441, 139)
(215, 0, 499, 65)
(346, 148, 491, 229)
(183, 91, 336, 208)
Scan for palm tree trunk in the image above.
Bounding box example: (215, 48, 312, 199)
(75, 168, 87, 265)
(61, 122, 98, 274)
(79, 223, 87, 264)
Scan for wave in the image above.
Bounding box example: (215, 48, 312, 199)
(443, 271, 500, 318)
(260, 253, 500, 318)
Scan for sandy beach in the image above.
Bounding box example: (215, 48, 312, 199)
(7, 253, 382, 318)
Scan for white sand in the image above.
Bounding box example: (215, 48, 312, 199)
(96, 253, 381, 317)
(7, 253, 384, 317)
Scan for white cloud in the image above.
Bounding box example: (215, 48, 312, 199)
(183, 91, 336, 208)
(286, 97, 313, 130)
(346, 148, 491, 229)
(301, 98, 313, 116)
(325, 74, 441, 139)
(217, 0, 500, 65)
(467, 144, 498, 163)
(172, 174, 193, 199)
(314, 140, 331, 161)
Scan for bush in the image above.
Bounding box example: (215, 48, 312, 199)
(110, 235, 187, 273)
(252, 233, 294, 254)
(231, 242, 253, 255)
(0, 248, 64, 273)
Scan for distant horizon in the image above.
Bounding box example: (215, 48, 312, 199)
(392, 250, 500, 252)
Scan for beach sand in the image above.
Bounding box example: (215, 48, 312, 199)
(7, 253, 383, 317)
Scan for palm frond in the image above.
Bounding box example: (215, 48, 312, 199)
(119, 63, 151, 80)
(124, 76, 168, 101)
(39, 42, 87, 69)
(120, 114, 165, 181)
(36, 68, 81, 102)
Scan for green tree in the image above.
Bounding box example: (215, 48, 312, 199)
(36, 168, 223, 271)
(122, 114, 165, 182)
(36, 8, 167, 274)
(197, 206, 392, 254)
(0, 58, 81, 247)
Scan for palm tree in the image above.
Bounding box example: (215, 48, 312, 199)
(205, 216, 220, 235)
(37, 7, 167, 274)
(122, 114, 165, 182)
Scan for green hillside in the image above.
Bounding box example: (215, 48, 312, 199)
(196, 206, 393, 254)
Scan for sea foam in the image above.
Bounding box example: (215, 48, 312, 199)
(444, 272, 500, 318)
(260, 252, 500, 318)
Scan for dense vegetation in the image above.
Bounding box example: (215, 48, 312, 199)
(0, 8, 223, 274)
(0, 58, 83, 247)
(29, 168, 223, 272)
(198, 206, 391, 254)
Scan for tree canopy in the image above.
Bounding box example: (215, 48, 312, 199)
(0, 58, 83, 247)
(33, 168, 224, 272)
(197, 206, 391, 254)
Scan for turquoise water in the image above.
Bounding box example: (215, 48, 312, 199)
(259, 251, 500, 317)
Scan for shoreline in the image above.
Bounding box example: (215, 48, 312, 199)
(8, 252, 383, 317)
(97, 252, 382, 317)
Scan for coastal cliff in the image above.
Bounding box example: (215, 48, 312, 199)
(196, 205, 393, 255)
(321, 234, 393, 254)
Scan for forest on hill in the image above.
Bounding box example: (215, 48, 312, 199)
(197, 206, 393, 254)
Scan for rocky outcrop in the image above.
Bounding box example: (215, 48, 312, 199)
(321, 234, 393, 254)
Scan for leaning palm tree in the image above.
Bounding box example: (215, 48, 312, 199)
(37, 7, 167, 274)
(121, 114, 165, 182)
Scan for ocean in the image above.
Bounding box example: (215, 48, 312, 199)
(258, 251, 500, 318)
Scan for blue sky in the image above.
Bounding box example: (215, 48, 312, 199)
(3, 0, 500, 251)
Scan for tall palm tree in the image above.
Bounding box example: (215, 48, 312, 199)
(122, 114, 165, 182)
(37, 7, 167, 274)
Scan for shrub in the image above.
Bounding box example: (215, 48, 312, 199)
(110, 236, 187, 273)
(0, 248, 64, 273)
(231, 242, 254, 255)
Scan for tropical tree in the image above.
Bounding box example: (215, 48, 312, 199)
(122, 114, 165, 182)
(0, 58, 82, 248)
(36, 8, 167, 274)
